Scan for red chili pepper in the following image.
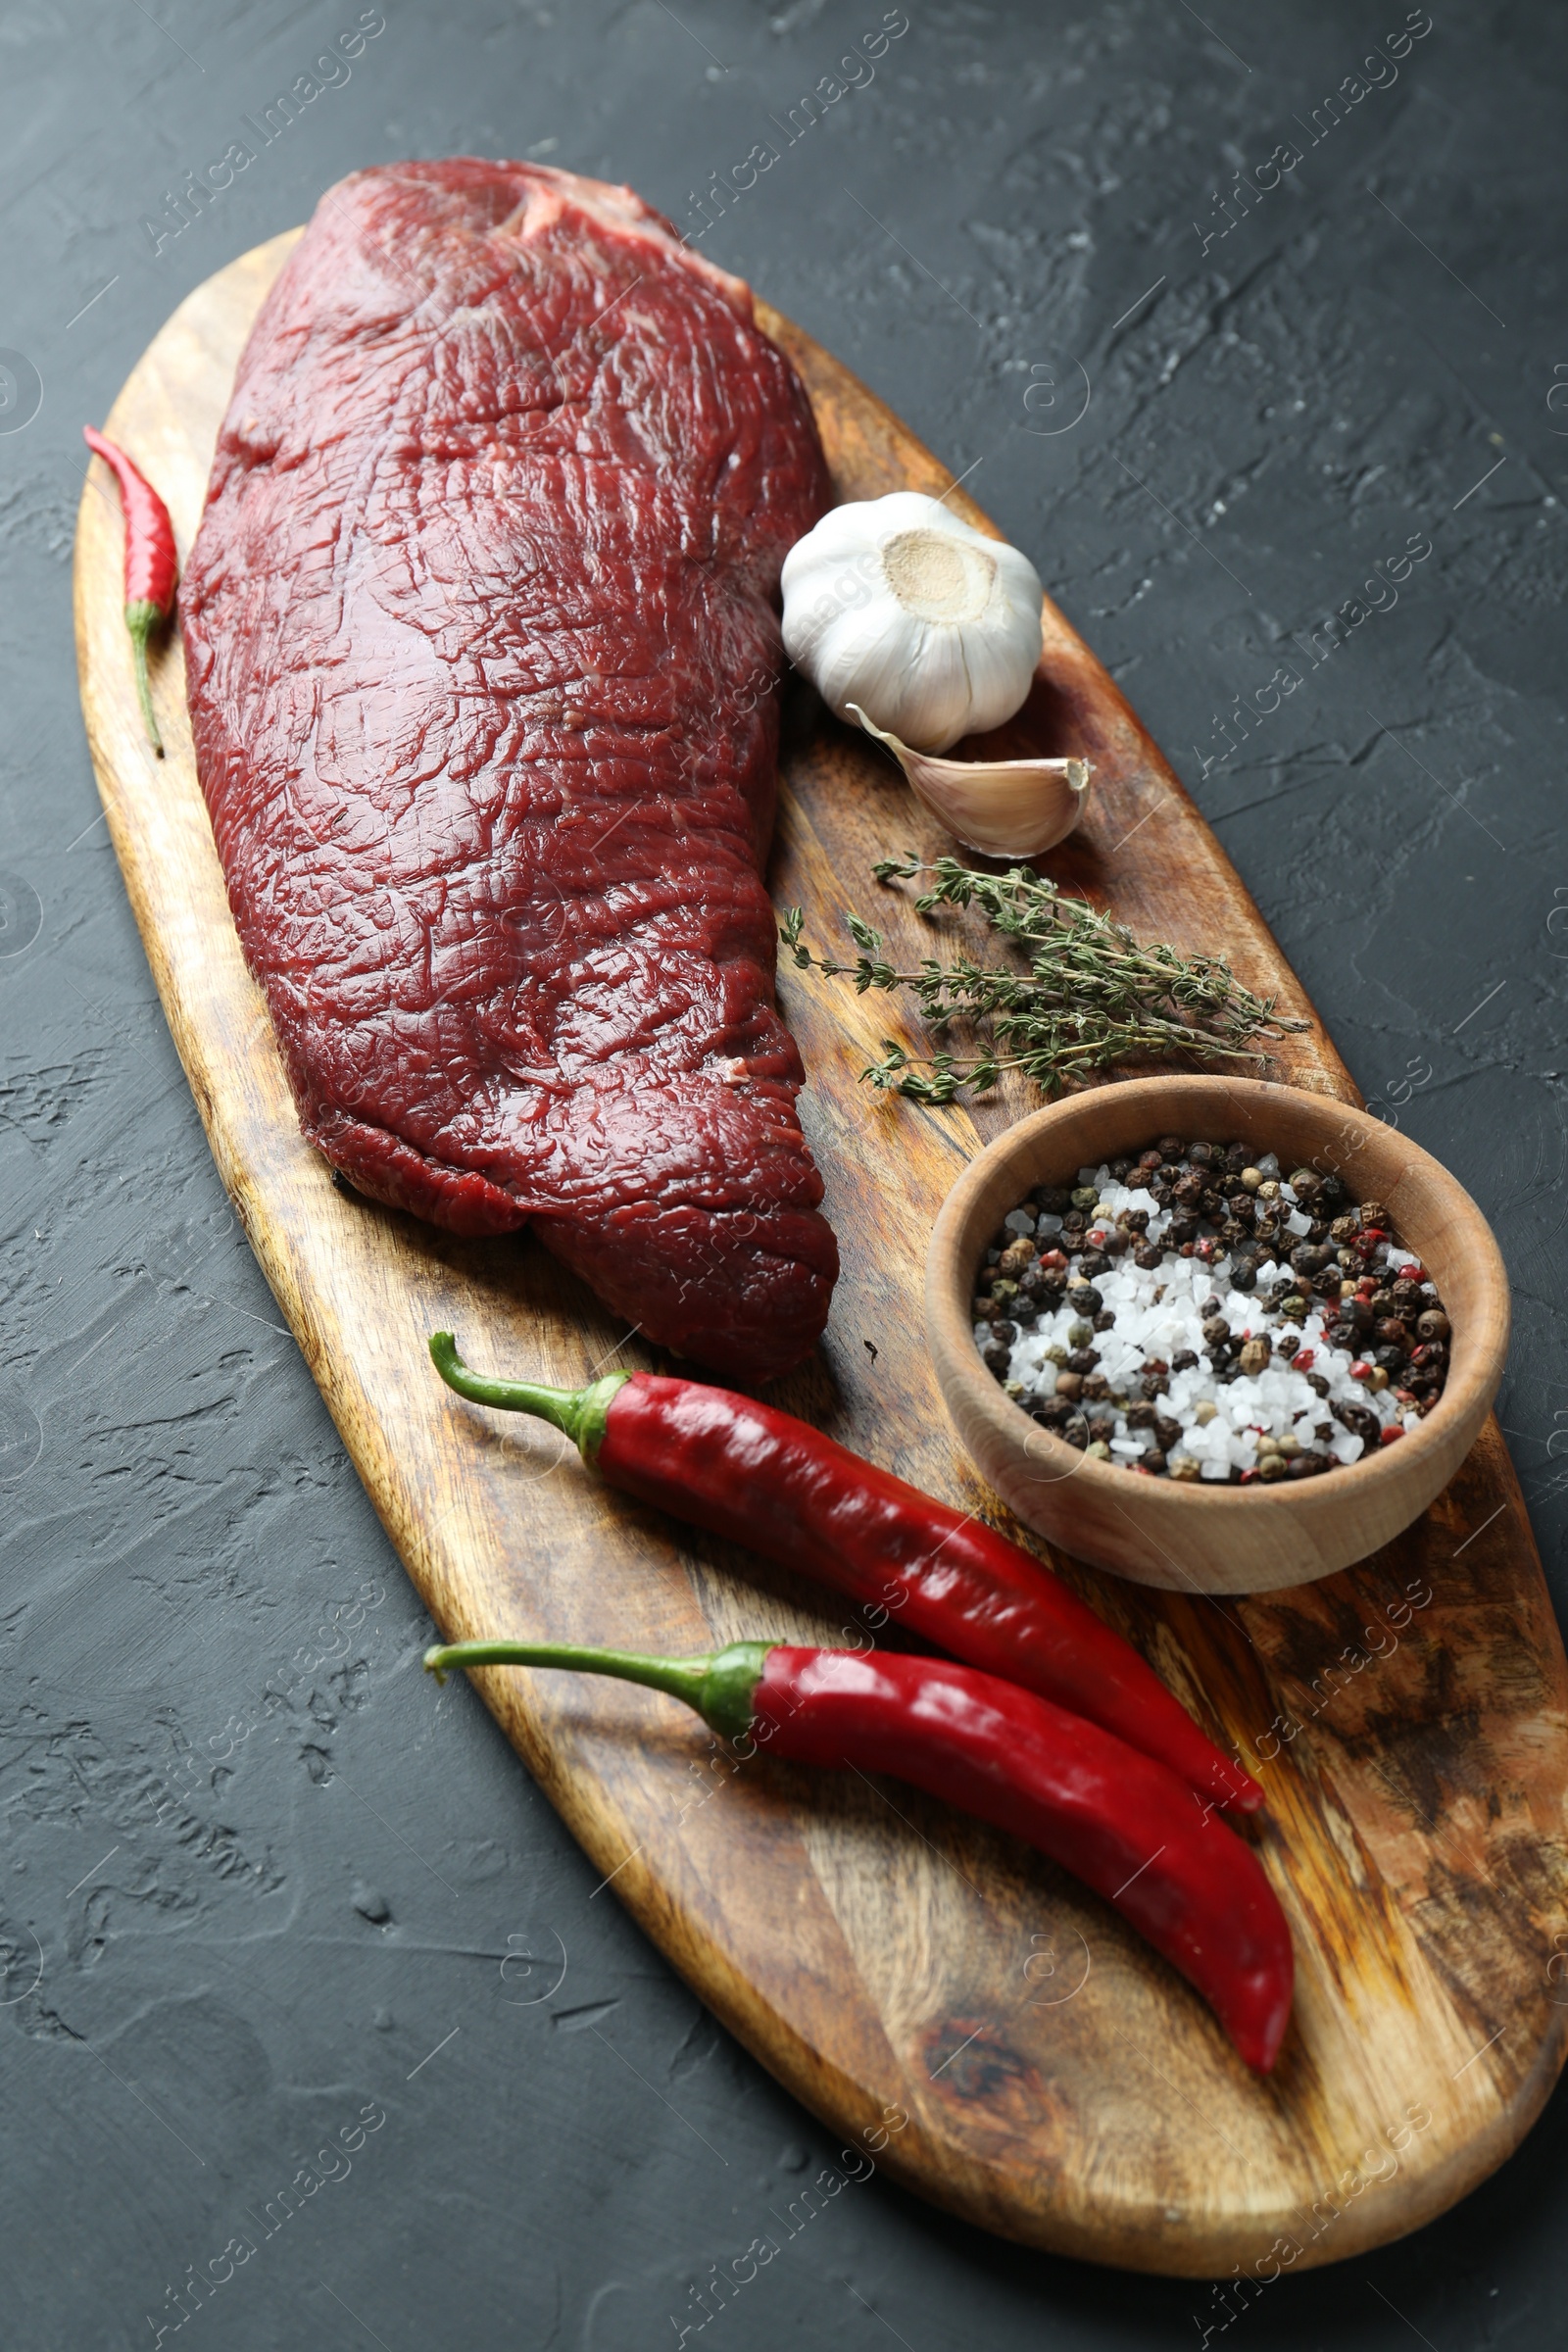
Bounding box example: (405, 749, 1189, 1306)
(83, 425, 178, 755)
(428, 1334, 1261, 1815)
(1380, 1425, 1405, 1445)
(423, 1635, 1294, 2072)
(1294, 1348, 1315, 1372)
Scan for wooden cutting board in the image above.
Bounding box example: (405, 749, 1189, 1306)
(74, 227, 1568, 2277)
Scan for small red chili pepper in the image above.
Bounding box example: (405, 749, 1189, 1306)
(429, 1335, 1261, 1815)
(1380, 1425, 1405, 1445)
(83, 425, 178, 755)
(1350, 1359, 1374, 1382)
(423, 1636, 1294, 2072)
(1294, 1349, 1315, 1372)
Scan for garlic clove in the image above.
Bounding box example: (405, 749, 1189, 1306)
(847, 705, 1092, 859)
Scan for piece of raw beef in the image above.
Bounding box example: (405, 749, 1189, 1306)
(182, 160, 839, 1383)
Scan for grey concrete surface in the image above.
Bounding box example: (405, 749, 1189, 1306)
(2, 3, 1566, 2345)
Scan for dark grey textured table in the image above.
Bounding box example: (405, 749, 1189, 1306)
(3, 4, 1565, 2344)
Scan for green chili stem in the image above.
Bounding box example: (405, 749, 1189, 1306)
(125, 600, 163, 756)
(422, 1638, 769, 1741)
(429, 1331, 630, 1463)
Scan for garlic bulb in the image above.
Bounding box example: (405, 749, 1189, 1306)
(780, 493, 1045, 754)
(848, 707, 1091, 859)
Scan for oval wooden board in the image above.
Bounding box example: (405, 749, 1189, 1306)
(74, 227, 1568, 2277)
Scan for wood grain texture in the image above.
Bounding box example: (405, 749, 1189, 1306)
(925, 1076, 1509, 1592)
(73, 228, 1568, 2276)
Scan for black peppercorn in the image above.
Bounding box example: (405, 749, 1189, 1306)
(1068, 1283, 1102, 1315)
(1156, 1136, 1184, 1160)
(1143, 1448, 1168, 1474)
(1030, 1396, 1070, 1427)
(1306, 1373, 1331, 1397)
(1230, 1258, 1258, 1293)
(1127, 1400, 1157, 1429)
(982, 1342, 1010, 1374)
(1332, 1399, 1381, 1446)
(1134, 1244, 1163, 1271)
(1154, 1413, 1183, 1453)
(1171, 1348, 1199, 1372)
(1093, 1309, 1116, 1331)
(1066, 1348, 1100, 1374)
(1061, 1414, 1089, 1449)
(1201, 1315, 1231, 1348)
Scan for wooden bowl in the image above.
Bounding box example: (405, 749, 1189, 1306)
(926, 1076, 1508, 1592)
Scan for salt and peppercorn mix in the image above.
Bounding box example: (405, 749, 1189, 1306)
(971, 1137, 1452, 1482)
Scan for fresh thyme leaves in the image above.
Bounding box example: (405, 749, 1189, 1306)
(780, 856, 1310, 1105)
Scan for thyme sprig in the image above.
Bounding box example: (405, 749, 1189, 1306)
(780, 855, 1309, 1104)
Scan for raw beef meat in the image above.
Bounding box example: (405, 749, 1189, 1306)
(182, 160, 839, 1382)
